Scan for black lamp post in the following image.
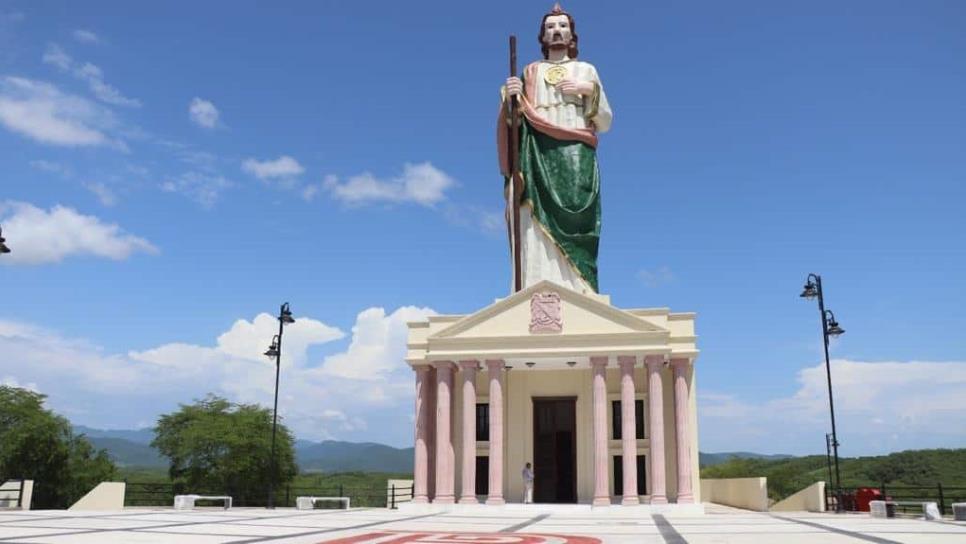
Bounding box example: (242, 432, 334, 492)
(0, 226, 10, 254)
(825, 433, 835, 508)
(264, 302, 294, 508)
(800, 274, 846, 511)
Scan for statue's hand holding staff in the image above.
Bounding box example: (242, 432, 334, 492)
(506, 76, 523, 97)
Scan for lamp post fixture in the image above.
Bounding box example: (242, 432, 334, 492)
(264, 302, 294, 509)
(0, 226, 10, 254)
(800, 274, 846, 511)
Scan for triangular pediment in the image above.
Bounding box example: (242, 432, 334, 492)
(431, 280, 667, 340)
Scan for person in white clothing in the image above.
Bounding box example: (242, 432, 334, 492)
(522, 462, 534, 504)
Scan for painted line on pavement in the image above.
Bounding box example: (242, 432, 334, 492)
(500, 513, 551, 533)
(0, 509, 380, 542)
(770, 515, 904, 544)
(652, 514, 688, 544)
(224, 512, 443, 543)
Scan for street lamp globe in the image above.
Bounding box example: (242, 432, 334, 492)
(826, 313, 845, 337)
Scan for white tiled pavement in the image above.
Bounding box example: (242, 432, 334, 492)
(0, 504, 964, 543)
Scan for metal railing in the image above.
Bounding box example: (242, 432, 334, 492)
(124, 480, 415, 509)
(0, 479, 26, 509)
(827, 483, 966, 517)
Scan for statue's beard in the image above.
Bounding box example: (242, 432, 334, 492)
(547, 35, 570, 51)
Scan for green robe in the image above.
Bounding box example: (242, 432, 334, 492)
(511, 117, 602, 292)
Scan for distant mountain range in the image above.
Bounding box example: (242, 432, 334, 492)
(74, 425, 415, 472)
(73, 425, 791, 472)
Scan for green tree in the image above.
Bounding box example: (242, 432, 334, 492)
(152, 395, 297, 505)
(0, 386, 116, 508)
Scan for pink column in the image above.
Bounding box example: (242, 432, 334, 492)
(618, 356, 640, 505)
(485, 359, 506, 505)
(645, 355, 668, 504)
(412, 366, 431, 503)
(426, 366, 436, 500)
(671, 358, 695, 503)
(458, 360, 479, 504)
(591, 356, 610, 506)
(433, 361, 456, 504)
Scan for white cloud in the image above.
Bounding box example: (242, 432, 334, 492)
(320, 306, 435, 381)
(29, 159, 72, 178)
(188, 97, 219, 129)
(0, 305, 432, 441)
(72, 29, 101, 44)
(242, 155, 304, 181)
(42, 44, 139, 108)
(442, 204, 504, 235)
(84, 182, 116, 206)
(323, 162, 456, 207)
(301, 183, 321, 202)
(160, 171, 232, 208)
(2, 375, 39, 393)
(638, 265, 674, 288)
(41, 44, 71, 70)
(0, 76, 123, 148)
(0, 201, 157, 265)
(700, 359, 966, 455)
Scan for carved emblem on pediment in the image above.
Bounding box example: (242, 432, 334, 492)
(529, 291, 562, 333)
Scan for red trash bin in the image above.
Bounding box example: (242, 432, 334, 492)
(855, 487, 883, 512)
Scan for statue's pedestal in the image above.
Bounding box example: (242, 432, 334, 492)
(406, 280, 701, 507)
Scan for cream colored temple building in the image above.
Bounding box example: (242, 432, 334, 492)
(406, 280, 701, 507)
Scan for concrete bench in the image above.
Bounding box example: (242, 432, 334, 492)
(953, 503, 966, 521)
(870, 500, 940, 520)
(296, 496, 350, 510)
(174, 494, 232, 510)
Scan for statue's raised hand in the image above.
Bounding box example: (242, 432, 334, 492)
(505, 76, 523, 97)
(555, 79, 594, 97)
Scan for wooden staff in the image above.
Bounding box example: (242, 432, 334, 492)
(507, 35, 523, 292)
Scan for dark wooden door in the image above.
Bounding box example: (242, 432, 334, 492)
(532, 398, 577, 503)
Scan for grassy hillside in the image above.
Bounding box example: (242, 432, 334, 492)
(85, 437, 165, 467)
(699, 451, 794, 467)
(700, 448, 966, 502)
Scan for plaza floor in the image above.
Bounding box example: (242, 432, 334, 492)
(0, 504, 964, 543)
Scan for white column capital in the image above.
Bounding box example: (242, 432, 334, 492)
(617, 355, 636, 369)
(590, 355, 609, 368)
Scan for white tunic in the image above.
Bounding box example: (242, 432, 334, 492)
(517, 60, 612, 294)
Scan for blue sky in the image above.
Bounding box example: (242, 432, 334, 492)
(1, 1, 964, 456)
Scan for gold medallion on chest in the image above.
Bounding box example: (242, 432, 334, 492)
(544, 65, 568, 86)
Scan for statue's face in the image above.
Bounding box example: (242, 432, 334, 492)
(542, 14, 572, 50)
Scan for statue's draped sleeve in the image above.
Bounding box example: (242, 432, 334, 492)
(585, 64, 612, 133)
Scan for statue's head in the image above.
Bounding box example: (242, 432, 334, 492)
(539, 3, 578, 59)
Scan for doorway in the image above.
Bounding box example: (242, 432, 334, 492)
(532, 397, 577, 503)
